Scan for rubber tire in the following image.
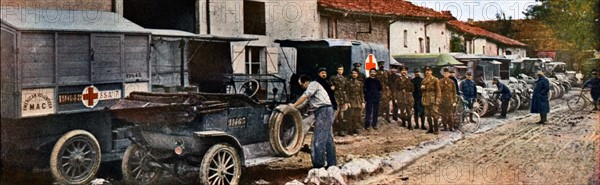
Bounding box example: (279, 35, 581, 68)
(509, 94, 521, 112)
(268, 104, 305, 157)
(50, 130, 101, 185)
(122, 144, 164, 184)
(473, 95, 489, 117)
(199, 143, 242, 185)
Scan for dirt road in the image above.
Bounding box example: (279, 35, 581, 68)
(357, 102, 598, 184)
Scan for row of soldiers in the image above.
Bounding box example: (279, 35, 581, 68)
(329, 61, 468, 135)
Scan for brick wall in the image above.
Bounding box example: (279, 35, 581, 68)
(332, 16, 389, 48)
(1, 0, 113, 12)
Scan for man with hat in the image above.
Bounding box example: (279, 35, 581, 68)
(583, 71, 600, 110)
(493, 77, 511, 119)
(460, 72, 477, 122)
(395, 66, 414, 129)
(353, 63, 366, 81)
(530, 70, 550, 124)
(316, 67, 338, 111)
(449, 69, 459, 94)
(439, 68, 458, 131)
(412, 69, 426, 130)
(421, 66, 441, 134)
(364, 68, 382, 130)
(345, 69, 365, 134)
(388, 65, 401, 122)
(329, 64, 349, 135)
(377, 61, 392, 123)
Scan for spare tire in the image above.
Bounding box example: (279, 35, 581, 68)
(269, 104, 305, 157)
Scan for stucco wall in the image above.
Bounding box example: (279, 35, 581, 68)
(506, 47, 527, 58)
(200, 0, 319, 46)
(390, 21, 449, 55)
(320, 15, 388, 48)
(1, 0, 113, 11)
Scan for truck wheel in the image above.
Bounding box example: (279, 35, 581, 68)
(50, 130, 101, 184)
(473, 95, 489, 117)
(268, 105, 305, 157)
(122, 144, 163, 184)
(509, 94, 521, 112)
(199, 143, 242, 185)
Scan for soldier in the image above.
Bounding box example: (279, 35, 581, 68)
(413, 69, 426, 130)
(345, 69, 365, 134)
(353, 63, 366, 81)
(449, 70, 459, 94)
(388, 65, 400, 122)
(329, 64, 349, 136)
(421, 66, 441, 134)
(439, 68, 458, 131)
(364, 68, 382, 130)
(395, 66, 414, 129)
(377, 61, 391, 123)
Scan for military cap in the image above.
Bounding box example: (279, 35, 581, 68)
(424, 66, 432, 71)
(401, 66, 408, 71)
(377, 61, 385, 64)
(592, 70, 598, 75)
(492, 77, 500, 81)
(413, 68, 421, 73)
(353, 63, 362, 67)
(466, 72, 472, 76)
(449, 69, 456, 73)
(443, 68, 450, 73)
(318, 67, 327, 73)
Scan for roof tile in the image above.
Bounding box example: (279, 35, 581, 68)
(448, 20, 527, 47)
(318, 0, 453, 20)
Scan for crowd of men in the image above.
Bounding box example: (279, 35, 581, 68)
(290, 60, 599, 170)
(321, 61, 489, 135)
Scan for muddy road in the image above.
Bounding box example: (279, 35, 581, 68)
(357, 102, 598, 184)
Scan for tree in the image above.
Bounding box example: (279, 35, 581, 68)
(524, 0, 599, 51)
(495, 12, 514, 38)
(450, 35, 465, 53)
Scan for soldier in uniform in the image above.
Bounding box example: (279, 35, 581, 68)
(345, 69, 364, 134)
(395, 66, 414, 129)
(329, 64, 349, 136)
(388, 65, 400, 122)
(377, 61, 392, 123)
(421, 66, 441, 134)
(439, 68, 458, 131)
(353, 63, 366, 81)
(413, 69, 426, 130)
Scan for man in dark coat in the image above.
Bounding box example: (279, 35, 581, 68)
(449, 70, 459, 94)
(412, 69, 426, 130)
(460, 72, 477, 121)
(583, 71, 600, 110)
(364, 68, 382, 130)
(316, 67, 338, 110)
(493, 77, 512, 119)
(531, 71, 550, 124)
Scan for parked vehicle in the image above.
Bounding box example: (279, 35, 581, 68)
(109, 74, 305, 184)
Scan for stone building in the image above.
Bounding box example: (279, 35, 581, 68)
(447, 20, 528, 57)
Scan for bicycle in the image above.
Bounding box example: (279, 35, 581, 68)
(567, 88, 593, 112)
(455, 96, 481, 133)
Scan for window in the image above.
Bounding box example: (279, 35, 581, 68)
(403, 30, 408, 48)
(245, 47, 265, 74)
(244, 1, 266, 35)
(483, 46, 486, 55)
(418, 38, 424, 53)
(124, 0, 197, 33)
(426, 37, 431, 53)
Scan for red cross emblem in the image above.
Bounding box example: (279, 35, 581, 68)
(364, 54, 378, 77)
(81, 86, 99, 108)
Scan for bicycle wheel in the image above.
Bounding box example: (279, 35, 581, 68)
(567, 95, 587, 112)
(459, 112, 481, 133)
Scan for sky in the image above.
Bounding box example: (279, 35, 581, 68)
(408, 0, 540, 21)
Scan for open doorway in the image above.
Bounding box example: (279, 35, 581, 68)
(123, 0, 197, 33)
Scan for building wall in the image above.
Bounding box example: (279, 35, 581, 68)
(506, 47, 527, 58)
(390, 21, 449, 55)
(473, 38, 487, 55)
(484, 41, 498, 56)
(320, 15, 389, 48)
(1, 0, 113, 11)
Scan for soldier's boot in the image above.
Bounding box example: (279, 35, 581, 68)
(427, 117, 434, 133)
(401, 117, 406, 127)
(407, 119, 413, 130)
(433, 119, 440, 134)
(420, 115, 427, 130)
